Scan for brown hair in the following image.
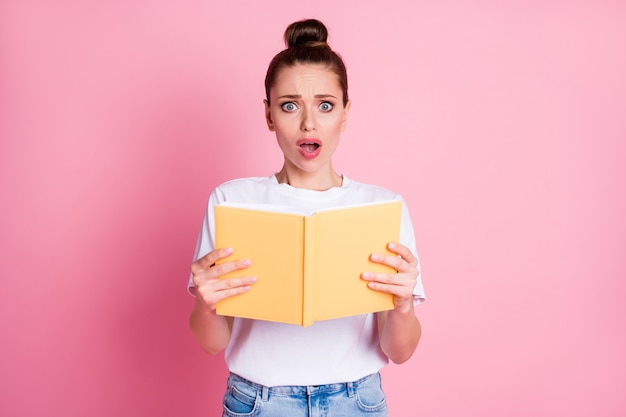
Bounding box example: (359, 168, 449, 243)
(264, 19, 349, 106)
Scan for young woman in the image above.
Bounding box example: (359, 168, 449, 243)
(189, 18, 425, 417)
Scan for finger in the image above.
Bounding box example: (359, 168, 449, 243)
(191, 247, 234, 273)
(192, 258, 251, 287)
(369, 252, 406, 272)
(196, 273, 256, 292)
(362, 270, 416, 288)
(387, 242, 418, 266)
(365, 278, 416, 299)
(210, 258, 251, 279)
(196, 276, 256, 309)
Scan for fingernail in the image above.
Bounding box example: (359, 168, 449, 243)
(371, 253, 381, 261)
(388, 242, 397, 250)
(242, 259, 251, 266)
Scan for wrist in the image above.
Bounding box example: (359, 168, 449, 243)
(194, 293, 218, 315)
(391, 301, 415, 317)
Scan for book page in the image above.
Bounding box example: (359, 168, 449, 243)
(309, 201, 401, 322)
(215, 205, 305, 324)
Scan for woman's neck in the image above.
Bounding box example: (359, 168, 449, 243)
(275, 167, 342, 191)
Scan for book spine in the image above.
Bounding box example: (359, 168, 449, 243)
(301, 215, 317, 327)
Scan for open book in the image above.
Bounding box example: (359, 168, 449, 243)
(214, 200, 402, 326)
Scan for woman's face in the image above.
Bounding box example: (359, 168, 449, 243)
(265, 63, 350, 180)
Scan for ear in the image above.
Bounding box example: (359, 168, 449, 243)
(264, 99, 275, 131)
(341, 100, 351, 131)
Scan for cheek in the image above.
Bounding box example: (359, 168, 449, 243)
(328, 117, 346, 133)
(272, 115, 299, 131)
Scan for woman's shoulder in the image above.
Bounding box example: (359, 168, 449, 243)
(216, 175, 274, 190)
(343, 176, 401, 200)
(209, 175, 276, 202)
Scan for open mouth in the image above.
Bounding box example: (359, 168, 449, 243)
(297, 138, 322, 153)
(300, 142, 320, 152)
(296, 138, 322, 159)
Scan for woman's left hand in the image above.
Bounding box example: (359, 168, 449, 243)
(362, 242, 419, 313)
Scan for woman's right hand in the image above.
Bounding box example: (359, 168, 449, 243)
(190, 247, 256, 312)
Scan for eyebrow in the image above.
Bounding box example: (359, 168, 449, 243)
(277, 94, 338, 100)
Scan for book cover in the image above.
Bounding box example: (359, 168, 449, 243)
(214, 200, 402, 326)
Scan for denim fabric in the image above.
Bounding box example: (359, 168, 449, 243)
(222, 372, 388, 417)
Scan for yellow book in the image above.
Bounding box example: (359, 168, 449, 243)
(215, 200, 402, 327)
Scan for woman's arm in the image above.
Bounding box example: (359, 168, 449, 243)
(362, 242, 422, 363)
(189, 247, 256, 354)
(377, 306, 421, 364)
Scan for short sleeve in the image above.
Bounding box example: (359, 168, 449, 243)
(187, 189, 221, 295)
(398, 196, 426, 305)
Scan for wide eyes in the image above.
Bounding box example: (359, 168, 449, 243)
(280, 101, 334, 113)
(281, 102, 297, 112)
(319, 102, 333, 112)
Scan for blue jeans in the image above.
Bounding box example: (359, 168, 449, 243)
(222, 372, 389, 417)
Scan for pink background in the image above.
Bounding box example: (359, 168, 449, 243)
(1, 1, 625, 416)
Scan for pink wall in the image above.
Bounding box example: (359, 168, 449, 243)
(1, 1, 625, 416)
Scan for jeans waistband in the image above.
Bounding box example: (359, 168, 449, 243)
(227, 372, 380, 400)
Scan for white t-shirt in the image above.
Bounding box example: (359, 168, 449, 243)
(189, 175, 425, 386)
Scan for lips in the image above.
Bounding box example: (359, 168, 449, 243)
(297, 138, 322, 159)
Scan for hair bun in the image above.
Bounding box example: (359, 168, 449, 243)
(284, 19, 329, 48)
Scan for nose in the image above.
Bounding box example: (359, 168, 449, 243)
(300, 108, 316, 132)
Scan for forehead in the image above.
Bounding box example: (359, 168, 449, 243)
(271, 64, 342, 96)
